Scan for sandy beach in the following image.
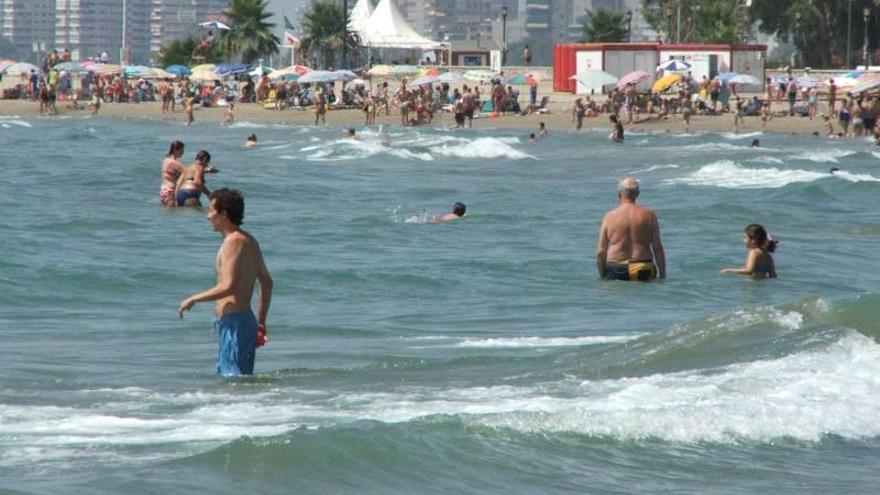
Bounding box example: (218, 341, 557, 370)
(0, 96, 839, 136)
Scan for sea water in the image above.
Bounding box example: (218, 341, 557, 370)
(1, 115, 880, 494)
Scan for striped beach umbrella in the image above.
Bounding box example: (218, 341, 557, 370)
(616, 70, 650, 89)
(657, 59, 691, 72)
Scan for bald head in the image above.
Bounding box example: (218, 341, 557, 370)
(617, 177, 640, 200)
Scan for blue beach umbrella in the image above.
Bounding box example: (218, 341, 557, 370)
(165, 64, 191, 76)
(717, 72, 738, 82)
(214, 63, 251, 76)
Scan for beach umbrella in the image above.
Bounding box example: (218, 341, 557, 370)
(0, 59, 15, 71)
(616, 70, 651, 88)
(367, 65, 393, 76)
(569, 69, 617, 90)
(94, 64, 123, 75)
(199, 20, 231, 30)
(462, 69, 495, 82)
(851, 80, 880, 96)
(825, 76, 859, 89)
(437, 71, 465, 83)
(505, 74, 527, 84)
(53, 61, 88, 73)
(419, 67, 440, 77)
(729, 74, 760, 85)
(249, 65, 274, 77)
(165, 64, 191, 76)
(411, 75, 440, 86)
(124, 65, 156, 77)
(269, 65, 311, 79)
(716, 72, 738, 82)
(214, 63, 252, 76)
(391, 65, 420, 76)
(330, 69, 358, 81)
(2, 62, 40, 76)
(190, 70, 221, 82)
(190, 63, 216, 73)
(796, 76, 821, 88)
(856, 71, 880, 84)
(652, 74, 682, 93)
(845, 70, 864, 79)
(298, 70, 336, 83)
(351, 78, 368, 86)
(657, 59, 691, 71)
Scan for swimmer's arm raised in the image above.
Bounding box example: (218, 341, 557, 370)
(178, 239, 243, 318)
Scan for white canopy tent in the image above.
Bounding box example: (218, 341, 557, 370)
(348, 0, 375, 42)
(359, 0, 440, 49)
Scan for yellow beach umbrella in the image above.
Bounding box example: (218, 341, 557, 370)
(652, 74, 682, 93)
(190, 64, 216, 74)
(190, 70, 220, 82)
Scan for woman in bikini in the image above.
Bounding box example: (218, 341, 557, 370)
(160, 140, 186, 207)
(175, 150, 212, 207)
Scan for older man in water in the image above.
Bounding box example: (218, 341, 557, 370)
(596, 177, 666, 281)
(178, 188, 273, 375)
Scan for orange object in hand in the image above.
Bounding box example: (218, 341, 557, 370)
(256, 324, 267, 347)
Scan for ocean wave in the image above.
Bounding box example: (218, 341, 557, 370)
(787, 149, 856, 163)
(630, 164, 680, 174)
(455, 335, 641, 348)
(666, 160, 828, 188)
(429, 137, 535, 160)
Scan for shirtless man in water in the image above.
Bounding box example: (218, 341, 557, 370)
(179, 188, 273, 375)
(596, 177, 666, 281)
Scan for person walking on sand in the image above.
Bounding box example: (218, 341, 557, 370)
(314, 86, 326, 126)
(596, 177, 666, 281)
(185, 92, 195, 126)
(178, 188, 273, 376)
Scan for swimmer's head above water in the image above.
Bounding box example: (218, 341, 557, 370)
(452, 202, 466, 217)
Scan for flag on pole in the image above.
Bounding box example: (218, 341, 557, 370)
(284, 16, 295, 31)
(283, 32, 300, 47)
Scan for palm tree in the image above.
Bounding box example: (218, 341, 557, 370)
(583, 9, 628, 42)
(159, 35, 222, 66)
(299, 1, 360, 69)
(219, 0, 280, 64)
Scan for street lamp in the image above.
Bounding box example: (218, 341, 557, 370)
(501, 6, 508, 66)
(342, 0, 348, 69)
(625, 10, 633, 42)
(847, 0, 853, 68)
(665, 8, 673, 43)
(794, 12, 801, 68)
(864, 7, 871, 69)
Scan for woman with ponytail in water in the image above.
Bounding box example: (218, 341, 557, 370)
(721, 224, 778, 279)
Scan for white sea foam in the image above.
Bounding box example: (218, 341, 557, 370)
(748, 156, 785, 165)
(3, 330, 878, 468)
(630, 164, 679, 174)
(720, 131, 763, 140)
(666, 160, 828, 188)
(787, 149, 856, 163)
(429, 137, 535, 160)
(831, 170, 880, 183)
(227, 121, 268, 129)
(455, 335, 641, 348)
(0, 119, 32, 128)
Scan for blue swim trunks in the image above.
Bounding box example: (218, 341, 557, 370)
(214, 310, 258, 376)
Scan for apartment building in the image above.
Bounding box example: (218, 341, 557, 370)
(0, 0, 56, 60)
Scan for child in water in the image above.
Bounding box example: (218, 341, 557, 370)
(721, 224, 778, 279)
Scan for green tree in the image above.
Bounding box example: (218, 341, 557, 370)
(219, 0, 280, 64)
(641, 0, 880, 68)
(583, 9, 628, 42)
(158, 35, 223, 67)
(299, 1, 360, 69)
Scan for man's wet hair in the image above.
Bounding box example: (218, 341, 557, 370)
(751, 139, 760, 147)
(452, 202, 466, 216)
(247, 133, 257, 141)
(210, 188, 244, 226)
